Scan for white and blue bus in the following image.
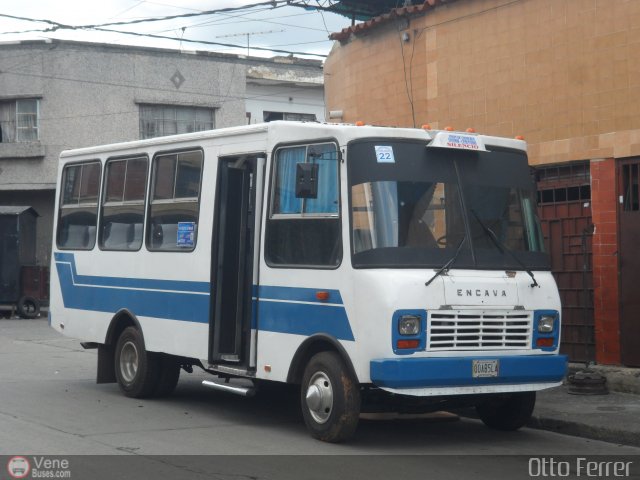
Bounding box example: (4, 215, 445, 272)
(50, 121, 567, 442)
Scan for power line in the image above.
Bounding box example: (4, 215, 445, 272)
(89, 26, 328, 57)
(108, 1, 146, 22)
(0, 1, 290, 32)
(0, 4, 331, 58)
(0, 26, 328, 58)
(215, 29, 285, 56)
(182, 8, 330, 33)
(183, 9, 316, 29)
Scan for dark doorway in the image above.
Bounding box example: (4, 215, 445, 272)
(619, 158, 640, 366)
(536, 162, 594, 363)
(209, 156, 260, 365)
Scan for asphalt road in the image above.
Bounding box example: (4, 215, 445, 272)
(1, 319, 638, 479)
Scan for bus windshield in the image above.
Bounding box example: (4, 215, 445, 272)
(348, 139, 548, 270)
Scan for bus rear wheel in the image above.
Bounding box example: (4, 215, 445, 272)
(114, 326, 160, 398)
(476, 391, 536, 431)
(300, 351, 360, 443)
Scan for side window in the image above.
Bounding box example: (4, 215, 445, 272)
(99, 156, 148, 251)
(266, 142, 341, 267)
(57, 161, 101, 249)
(147, 150, 203, 251)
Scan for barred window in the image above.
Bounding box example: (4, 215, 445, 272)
(139, 104, 214, 139)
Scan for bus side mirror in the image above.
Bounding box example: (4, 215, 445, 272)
(295, 162, 319, 199)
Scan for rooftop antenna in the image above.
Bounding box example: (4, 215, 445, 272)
(215, 29, 285, 56)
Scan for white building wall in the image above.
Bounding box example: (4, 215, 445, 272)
(245, 82, 325, 125)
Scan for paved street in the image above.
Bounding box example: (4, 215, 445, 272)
(1, 319, 638, 478)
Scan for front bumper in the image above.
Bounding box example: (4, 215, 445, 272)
(370, 354, 567, 389)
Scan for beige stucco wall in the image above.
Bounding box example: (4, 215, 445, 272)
(325, 0, 640, 165)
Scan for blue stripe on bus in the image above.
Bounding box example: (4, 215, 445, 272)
(54, 252, 210, 293)
(257, 299, 354, 341)
(258, 285, 344, 305)
(54, 253, 354, 340)
(55, 258, 209, 323)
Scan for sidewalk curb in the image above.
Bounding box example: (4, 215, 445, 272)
(528, 415, 640, 448)
(568, 364, 640, 395)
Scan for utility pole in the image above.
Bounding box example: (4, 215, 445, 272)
(215, 29, 285, 56)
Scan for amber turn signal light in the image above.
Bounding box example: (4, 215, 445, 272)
(397, 339, 420, 349)
(315, 291, 330, 301)
(536, 337, 554, 348)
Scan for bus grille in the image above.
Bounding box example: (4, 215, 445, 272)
(428, 311, 532, 351)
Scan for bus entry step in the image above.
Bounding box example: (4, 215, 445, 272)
(202, 379, 256, 397)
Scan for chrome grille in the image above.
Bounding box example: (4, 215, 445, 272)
(428, 311, 532, 351)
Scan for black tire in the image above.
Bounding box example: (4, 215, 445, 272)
(300, 351, 361, 443)
(153, 354, 181, 397)
(476, 391, 536, 431)
(114, 326, 160, 398)
(17, 296, 40, 319)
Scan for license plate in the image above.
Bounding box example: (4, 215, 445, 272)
(472, 359, 499, 378)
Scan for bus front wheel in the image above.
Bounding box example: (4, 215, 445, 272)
(476, 391, 536, 431)
(114, 326, 160, 398)
(300, 351, 361, 443)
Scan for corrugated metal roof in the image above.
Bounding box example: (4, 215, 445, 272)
(313, 0, 427, 21)
(329, 0, 455, 41)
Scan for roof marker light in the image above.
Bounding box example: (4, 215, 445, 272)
(421, 124, 432, 130)
(355, 121, 365, 126)
(466, 128, 476, 133)
(515, 135, 525, 140)
(444, 126, 454, 131)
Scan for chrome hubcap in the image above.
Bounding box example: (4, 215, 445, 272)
(120, 340, 139, 384)
(305, 372, 333, 424)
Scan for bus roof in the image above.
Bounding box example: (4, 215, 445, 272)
(58, 121, 526, 160)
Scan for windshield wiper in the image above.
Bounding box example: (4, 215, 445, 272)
(425, 235, 467, 287)
(470, 209, 539, 288)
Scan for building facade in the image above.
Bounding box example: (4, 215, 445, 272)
(0, 40, 323, 272)
(246, 60, 326, 125)
(324, 0, 640, 366)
